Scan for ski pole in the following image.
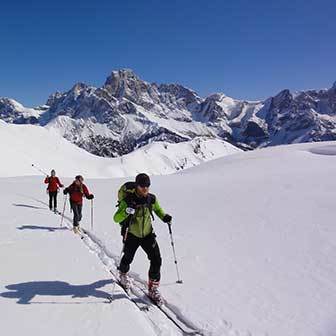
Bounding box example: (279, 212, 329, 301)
(90, 199, 94, 230)
(31, 164, 48, 176)
(60, 195, 67, 227)
(167, 222, 183, 284)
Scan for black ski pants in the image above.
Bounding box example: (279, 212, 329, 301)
(72, 202, 83, 227)
(119, 232, 162, 281)
(48, 191, 57, 210)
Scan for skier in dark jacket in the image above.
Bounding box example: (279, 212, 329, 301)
(63, 175, 94, 233)
(114, 173, 172, 304)
(44, 169, 63, 213)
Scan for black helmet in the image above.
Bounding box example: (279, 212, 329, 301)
(135, 173, 150, 188)
(75, 175, 84, 182)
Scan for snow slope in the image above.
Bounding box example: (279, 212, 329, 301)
(0, 120, 240, 177)
(1, 141, 336, 335)
(0, 180, 172, 336)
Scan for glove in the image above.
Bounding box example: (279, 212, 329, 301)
(125, 207, 135, 215)
(87, 194, 94, 200)
(162, 214, 172, 223)
(63, 188, 68, 195)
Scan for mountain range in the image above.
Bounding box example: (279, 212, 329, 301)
(1, 69, 336, 157)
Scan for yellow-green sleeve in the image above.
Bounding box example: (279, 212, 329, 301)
(113, 200, 129, 224)
(153, 198, 165, 220)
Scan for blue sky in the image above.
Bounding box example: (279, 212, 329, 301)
(0, 0, 335, 106)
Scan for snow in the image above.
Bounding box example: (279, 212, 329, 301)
(0, 182, 157, 336)
(0, 120, 240, 178)
(1, 134, 336, 335)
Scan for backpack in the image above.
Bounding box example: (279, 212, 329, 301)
(117, 181, 155, 220)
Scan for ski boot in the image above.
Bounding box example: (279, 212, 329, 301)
(73, 226, 81, 234)
(148, 279, 164, 306)
(119, 271, 131, 292)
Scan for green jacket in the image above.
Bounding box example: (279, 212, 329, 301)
(113, 193, 166, 238)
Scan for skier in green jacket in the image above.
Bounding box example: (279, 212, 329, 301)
(114, 173, 172, 304)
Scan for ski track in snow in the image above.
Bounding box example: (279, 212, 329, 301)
(65, 218, 206, 335)
(21, 194, 251, 336)
(5, 142, 336, 336)
(30, 197, 206, 336)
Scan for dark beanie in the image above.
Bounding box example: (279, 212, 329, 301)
(135, 173, 150, 187)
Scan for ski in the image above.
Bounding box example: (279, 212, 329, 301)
(107, 270, 150, 311)
(78, 229, 203, 335)
(131, 285, 203, 335)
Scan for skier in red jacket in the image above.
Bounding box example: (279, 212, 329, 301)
(44, 169, 63, 213)
(63, 175, 94, 233)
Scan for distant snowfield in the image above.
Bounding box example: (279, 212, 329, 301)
(0, 120, 239, 178)
(1, 137, 336, 336)
(308, 144, 336, 156)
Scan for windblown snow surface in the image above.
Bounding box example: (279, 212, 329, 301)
(1, 136, 336, 335)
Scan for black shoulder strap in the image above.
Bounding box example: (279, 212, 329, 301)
(147, 194, 156, 220)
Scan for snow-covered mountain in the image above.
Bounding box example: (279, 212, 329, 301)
(0, 98, 46, 124)
(0, 120, 239, 177)
(1, 70, 336, 156)
(40, 70, 212, 157)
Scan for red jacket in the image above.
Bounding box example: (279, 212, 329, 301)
(65, 182, 91, 204)
(44, 176, 63, 192)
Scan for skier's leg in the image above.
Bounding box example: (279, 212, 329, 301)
(141, 233, 162, 281)
(118, 233, 140, 274)
(53, 192, 57, 210)
(141, 233, 163, 304)
(48, 192, 52, 210)
(72, 203, 80, 227)
(78, 204, 82, 223)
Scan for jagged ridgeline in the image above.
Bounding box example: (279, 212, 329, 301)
(1, 70, 336, 157)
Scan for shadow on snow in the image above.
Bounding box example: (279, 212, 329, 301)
(17, 225, 68, 232)
(12, 203, 46, 210)
(0, 279, 123, 304)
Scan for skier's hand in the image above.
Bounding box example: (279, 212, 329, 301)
(63, 189, 68, 195)
(125, 207, 135, 215)
(162, 214, 172, 223)
(87, 194, 94, 200)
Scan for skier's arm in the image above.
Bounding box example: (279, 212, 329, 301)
(113, 200, 129, 224)
(152, 198, 166, 221)
(44, 177, 49, 184)
(83, 184, 93, 199)
(57, 178, 64, 188)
